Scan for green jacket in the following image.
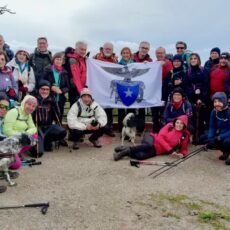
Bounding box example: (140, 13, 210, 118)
(3, 95, 37, 136)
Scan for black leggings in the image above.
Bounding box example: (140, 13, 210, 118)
(130, 134, 156, 160)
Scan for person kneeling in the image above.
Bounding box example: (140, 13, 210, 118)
(113, 115, 189, 161)
(204, 92, 230, 165)
(33, 80, 66, 155)
(67, 88, 107, 149)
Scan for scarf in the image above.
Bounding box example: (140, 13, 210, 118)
(16, 59, 28, 74)
(52, 65, 60, 101)
(172, 100, 183, 110)
(53, 64, 63, 72)
(119, 58, 134, 65)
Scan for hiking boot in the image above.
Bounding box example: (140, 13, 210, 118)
(105, 128, 115, 137)
(113, 148, 131, 161)
(59, 139, 68, 146)
(0, 185, 7, 193)
(72, 142, 80, 150)
(225, 157, 230, 165)
(114, 146, 128, 152)
(89, 137, 102, 148)
(44, 143, 53, 152)
(219, 152, 229, 161)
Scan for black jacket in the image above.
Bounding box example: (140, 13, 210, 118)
(43, 65, 69, 104)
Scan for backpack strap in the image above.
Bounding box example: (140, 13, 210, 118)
(76, 100, 82, 117)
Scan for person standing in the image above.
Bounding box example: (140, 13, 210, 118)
(29, 37, 52, 87)
(133, 41, 153, 133)
(0, 35, 14, 62)
(65, 41, 88, 106)
(204, 47, 221, 74)
(94, 42, 118, 137)
(152, 47, 173, 133)
(7, 48, 35, 101)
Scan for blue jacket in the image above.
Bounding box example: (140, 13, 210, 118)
(208, 108, 230, 140)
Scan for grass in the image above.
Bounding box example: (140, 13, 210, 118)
(147, 192, 230, 229)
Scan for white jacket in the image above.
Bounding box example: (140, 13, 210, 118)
(67, 99, 107, 130)
(7, 58, 35, 92)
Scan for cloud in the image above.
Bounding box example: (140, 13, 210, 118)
(1, 0, 229, 63)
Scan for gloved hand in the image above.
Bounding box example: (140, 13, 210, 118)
(19, 86, 28, 94)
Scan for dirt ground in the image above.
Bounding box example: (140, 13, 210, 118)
(1, 134, 230, 230)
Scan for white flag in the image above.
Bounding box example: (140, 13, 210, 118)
(86, 58, 163, 108)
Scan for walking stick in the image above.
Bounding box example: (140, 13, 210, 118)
(0, 202, 49, 215)
(130, 159, 174, 168)
(148, 146, 206, 178)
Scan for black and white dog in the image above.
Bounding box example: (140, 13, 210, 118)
(0, 133, 37, 186)
(121, 113, 138, 146)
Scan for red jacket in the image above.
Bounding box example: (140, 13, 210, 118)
(94, 52, 118, 63)
(209, 65, 229, 97)
(67, 53, 86, 94)
(150, 115, 190, 155)
(162, 59, 173, 80)
(133, 52, 152, 62)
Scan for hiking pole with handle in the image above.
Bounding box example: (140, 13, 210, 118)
(130, 159, 175, 168)
(0, 202, 49, 215)
(148, 146, 206, 178)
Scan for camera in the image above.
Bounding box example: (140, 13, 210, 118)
(91, 119, 99, 127)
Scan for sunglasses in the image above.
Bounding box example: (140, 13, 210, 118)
(0, 104, 10, 110)
(176, 47, 185, 50)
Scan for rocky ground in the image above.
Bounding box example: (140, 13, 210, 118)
(1, 134, 230, 230)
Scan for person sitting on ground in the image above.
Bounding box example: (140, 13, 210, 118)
(67, 87, 107, 149)
(163, 87, 193, 133)
(113, 115, 190, 161)
(3, 95, 37, 169)
(204, 92, 230, 165)
(32, 80, 67, 155)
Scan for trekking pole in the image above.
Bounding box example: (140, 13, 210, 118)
(150, 146, 206, 179)
(22, 161, 42, 167)
(130, 159, 174, 168)
(0, 202, 49, 215)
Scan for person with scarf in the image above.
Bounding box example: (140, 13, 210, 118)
(3, 95, 38, 169)
(203, 92, 230, 165)
(43, 52, 69, 122)
(7, 49, 35, 101)
(0, 51, 18, 104)
(163, 87, 193, 133)
(113, 115, 190, 161)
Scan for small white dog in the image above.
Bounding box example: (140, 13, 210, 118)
(0, 133, 37, 186)
(121, 113, 137, 146)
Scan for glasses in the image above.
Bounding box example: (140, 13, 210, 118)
(220, 56, 229, 60)
(176, 47, 185, 50)
(0, 104, 9, 110)
(40, 87, 50, 91)
(190, 57, 198, 60)
(140, 47, 149, 50)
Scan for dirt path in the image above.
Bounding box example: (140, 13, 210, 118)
(1, 135, 230, 230)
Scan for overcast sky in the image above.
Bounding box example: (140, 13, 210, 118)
(1, 0, 230, 62)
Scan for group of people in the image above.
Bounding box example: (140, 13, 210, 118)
(0, 34, 230, 194)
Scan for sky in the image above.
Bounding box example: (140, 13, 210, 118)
(1, 0, 230, 62)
